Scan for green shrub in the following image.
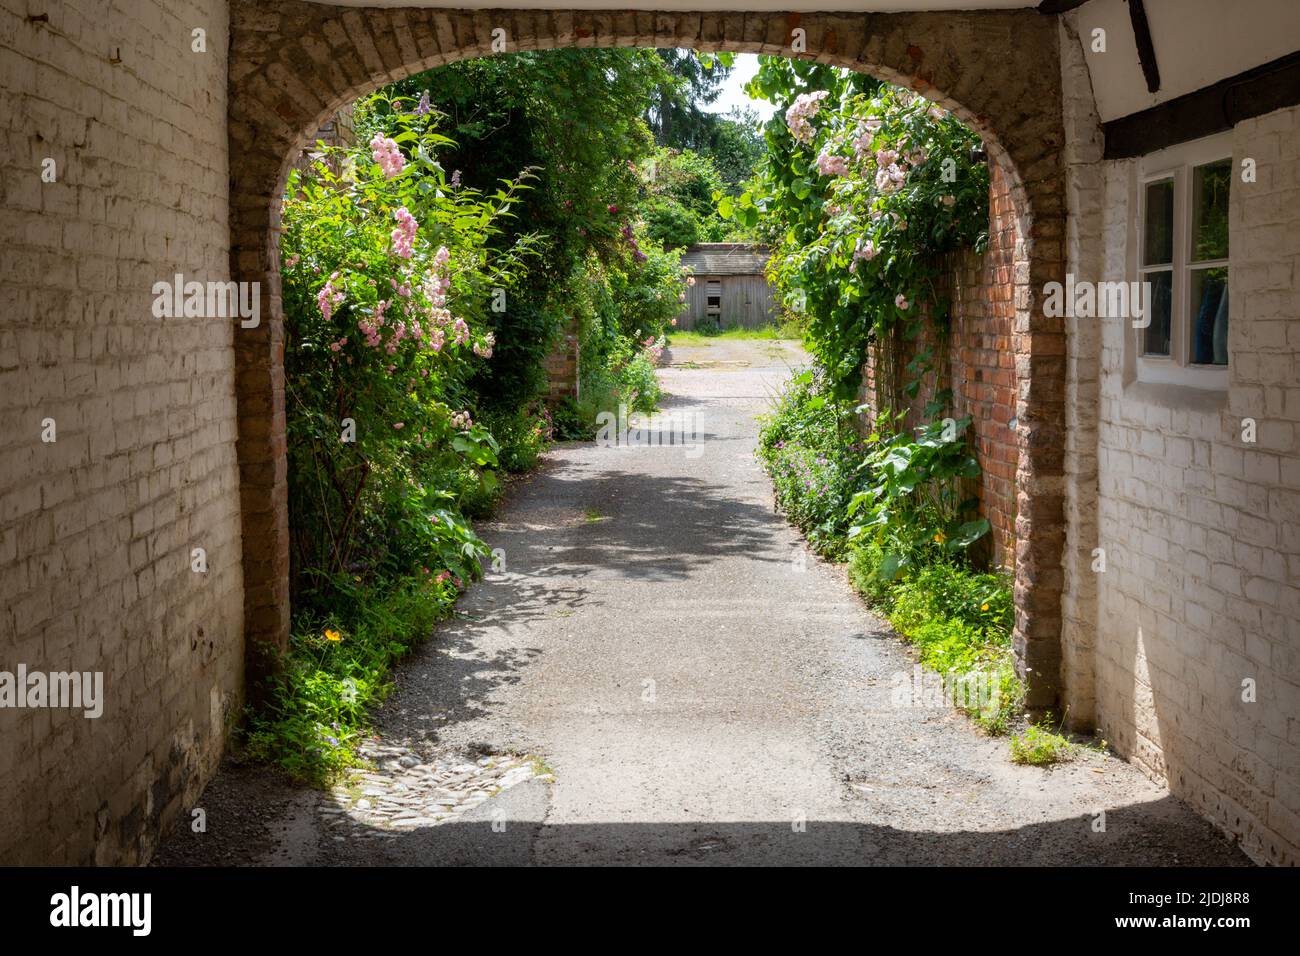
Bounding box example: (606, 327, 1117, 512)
(484, 404, 551, 474)
(888, 562, 1014, 641)
(281, 90, 526, 612)
(846, 410, 990, 580)
(757, 368, 868, 557)
(732, 68, 989, 399)
(244, 574, 456, 783)
(1010, 721, 1073, 766)
(620, 349, 663, 414)
(847, 538, 903, 610)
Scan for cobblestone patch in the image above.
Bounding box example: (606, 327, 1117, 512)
(321, 744, 549, 835)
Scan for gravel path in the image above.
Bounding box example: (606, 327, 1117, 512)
(156, 338, 1248, 866)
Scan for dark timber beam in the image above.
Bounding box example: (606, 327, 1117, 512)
(1037, 0, 1091, 13)
(1103, 51, 1300, 159)
(1127, 0, 1161, 93)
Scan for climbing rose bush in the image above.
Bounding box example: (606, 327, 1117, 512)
(731, 69, 989, 398)
(783, 86, 987, 394)
(257, 92, 542, 780)
(279, 92, 535, 606)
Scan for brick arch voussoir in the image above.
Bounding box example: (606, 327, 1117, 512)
(228, 1, 1069, 709)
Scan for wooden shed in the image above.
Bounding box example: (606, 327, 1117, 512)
(677, 243, 778, 331)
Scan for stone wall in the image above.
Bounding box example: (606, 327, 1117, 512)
(1059, 11, 1300, 862)
(1058, 10, 1104, 731)
(0, 0, 241, 864)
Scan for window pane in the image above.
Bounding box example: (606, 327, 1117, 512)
(1190, 267, 1229, 365)
(1191, 159, 1230, 262)
(1143, 178, 1174, 266)
(1142, 270, 1173, 356)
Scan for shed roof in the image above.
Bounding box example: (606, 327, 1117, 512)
(679, 243, 770, 276)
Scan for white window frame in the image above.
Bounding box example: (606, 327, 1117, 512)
(1134, 131, 1231, 391)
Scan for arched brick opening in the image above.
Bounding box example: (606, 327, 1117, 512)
(227, 1, 1068, 710)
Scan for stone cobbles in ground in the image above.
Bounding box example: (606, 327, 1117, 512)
(321, 744, 548, 836)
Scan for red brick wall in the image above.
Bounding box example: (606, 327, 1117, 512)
(543, 318, 579, 402)
(946, 162, 1019, 567)
(859, 162, 1020, 570)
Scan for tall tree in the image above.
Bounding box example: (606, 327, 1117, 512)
(647, 49, 733, 149)
(365, 49, 675, 406)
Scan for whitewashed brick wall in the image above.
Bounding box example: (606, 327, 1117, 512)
(1063, 79, 1300, 863)
(1059, 12, 1104, 730)
(0, 0, 241, 864)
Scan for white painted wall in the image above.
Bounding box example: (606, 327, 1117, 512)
(1077, 0, 1300, 122)
(1061, 10, 1300, 863)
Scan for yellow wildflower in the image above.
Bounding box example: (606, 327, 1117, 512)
(324, 628, 342, 643)
(980, 603, 989, 611)
(933, 531, 946, 544)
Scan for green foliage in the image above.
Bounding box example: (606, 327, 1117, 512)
(647, 49, 735, 149)
(732, 60, 988, 399)
(889, 562, 1013, 640)
(244, 575, 458, 783)
(848, 544, 1022, 735)
(848, 539, 899, 610)
(373, 50, 676, 414)
(482, 403, 552, 474)
(646, 49, 764, 192)
(270, 90, 543, 778)
(702, 107, 767, 193)
(757, 369, 869, 557)
(1010, 720, 1074, 766)
(574, 335, 664, 433)
(641, 146, 745, 248)
(565, 246, 682, 431)
(281, 91, 526, 614)
(642, 194, 703, 248)
(847, 410, 989, 580)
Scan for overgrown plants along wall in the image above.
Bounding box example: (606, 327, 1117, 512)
(743, 60, 1041, 748)
(253, 55, 696, 779)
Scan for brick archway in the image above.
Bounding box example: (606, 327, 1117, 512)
(228, 1, 1068, 709)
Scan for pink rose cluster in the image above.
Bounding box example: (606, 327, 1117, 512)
(369, 132, 405, 178)
(317, 273, 346, 323)
(848, 238, 877, 273)
(391, 206, 418, 259)
(423, 246, 451, 306)
(851, 119, 882, 160)
(815, 151, 849, 178)
(785, 90, 829, 145)
(355, 299, 388, 350)
(643, 334, 665, 364)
